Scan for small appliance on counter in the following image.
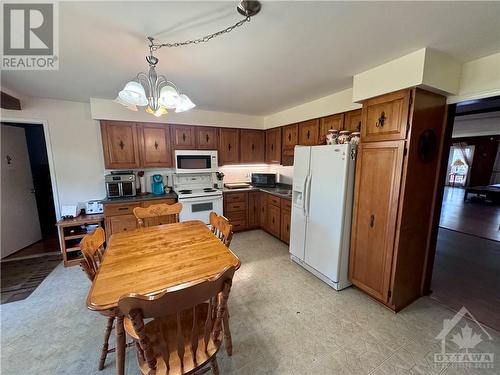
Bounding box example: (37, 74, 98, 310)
(151, 174, 166, 195)
(105, 171, 136, 198)
(86, 200, 103, 214)
(224, 182, 251, 189)
(251, 173, 276, 188)
(61, 205, 79, 219)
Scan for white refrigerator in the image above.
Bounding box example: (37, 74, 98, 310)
(289, 143, 356, 290)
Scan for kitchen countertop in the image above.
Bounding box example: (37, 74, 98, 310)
(100, 191, 178, 205)
(222, 184, 292, 201)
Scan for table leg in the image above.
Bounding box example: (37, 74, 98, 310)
(116, 316, 125, 375)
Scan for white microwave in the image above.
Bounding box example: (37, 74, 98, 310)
(175, 150, 218, 174)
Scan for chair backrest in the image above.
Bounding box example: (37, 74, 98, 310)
(133, 203, 183, 228)
(79, 227, 106, 281)
(209, 212, 233, 247)
(118, 266, 236, 371)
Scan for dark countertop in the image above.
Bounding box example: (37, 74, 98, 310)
(100, 191, 178, 205)
(223, 183, 292, 201)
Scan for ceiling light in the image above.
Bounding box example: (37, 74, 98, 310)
(116, 1, 261, 117)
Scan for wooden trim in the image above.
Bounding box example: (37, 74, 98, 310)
(1, 91, 21, 110)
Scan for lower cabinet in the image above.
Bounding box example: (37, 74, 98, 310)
(280, 200, 291, 244)
(103, 198, 176, 241)
(223, 191, 248, 231)
(248, 191, 261, 228)
(267, 204, 281, 238)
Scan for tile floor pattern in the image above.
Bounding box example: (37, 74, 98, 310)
(1, 229, 499, 374)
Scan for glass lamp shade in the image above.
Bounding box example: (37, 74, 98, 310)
(175, 94, 196, 113)
(118, 81, 148, 106)
(158, 85, 180, 109)
(146, 106, 168, 117)
(114, 96, 138, 111)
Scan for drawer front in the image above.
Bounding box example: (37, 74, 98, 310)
(230, 220, 247, 232)
(224, 192, 247, 203)
(107, 215, 138, 234)
(267, 194, 281, 207)
(362, 89, 411, 142)
(226, 202, 247, 212)
(281, 198, 292, 211)
(225, 210, 247, 221)
(142, 199, 176, 207)
(104, 202, 142, 217)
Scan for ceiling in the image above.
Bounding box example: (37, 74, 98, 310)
(2, 1, 500, 115)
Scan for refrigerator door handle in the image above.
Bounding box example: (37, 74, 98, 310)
(304, 174, 312, 217)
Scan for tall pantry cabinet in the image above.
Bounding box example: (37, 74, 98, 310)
(349, 88, 447, 311)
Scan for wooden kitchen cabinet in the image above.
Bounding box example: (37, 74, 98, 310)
(266, 203, 281, 238)
(138, 123, 173, 168)
(259, 192, 267, 227)
(196, 127, 218, 150)
(171, 125, 196, 149)
(344, 109, 362, 133)
(265, 127, 282, 164)
(319, 114, 344, 138)
(248, 191, 261, 228)
(282, 123, 298, 166)
(218, 128, 240, 165)
(280, 199, 291, 244)
(298, 119, 319, 146)
(361, 88, 411, 142)
(350, 88, 447, 311)
(100, 121, 141, 169)
(240, 130, 265, 163)
(223, 191, 247, 231)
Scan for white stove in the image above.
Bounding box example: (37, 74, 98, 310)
(173, 173, 223, 224)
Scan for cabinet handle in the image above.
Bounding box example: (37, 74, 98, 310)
(288, 133, 291, 142)
(357, 121, 361, 132)
(251, 144, 255, 151)
(271, 143, 274, 151)
(154, 140, 159, 150)
(307, 130, 310, 139)
(375, 112, 386, 128)
(228, 143, 231, 151)
(182, 133, 186, 141)
(206, 134, 210, 143)
(272, 218, 274, 224)
(118, 140, 124, 150)
(118, 207, 128, 211)
(286, 224, 289, 232)
(369, 214, 375, 228)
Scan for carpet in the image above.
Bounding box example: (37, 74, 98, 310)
(1, 254, 62, 304)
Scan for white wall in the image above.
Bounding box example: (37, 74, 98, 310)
(1, 97, 106, 216)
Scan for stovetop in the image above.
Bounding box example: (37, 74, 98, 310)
(175, 187, 222, 199)
(173, 173, 222, 199)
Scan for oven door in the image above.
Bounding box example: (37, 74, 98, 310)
(175, 150, 218, 174)
(179, 195, 223, 224)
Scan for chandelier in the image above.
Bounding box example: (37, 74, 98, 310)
(116, 1, 262, 117)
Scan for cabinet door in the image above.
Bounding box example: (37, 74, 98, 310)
(171, 125, 196, 149)
(259, 192, 267, 227)
(138, 123, 172, 168)
(344, 109, 362, 133)
(298, 119, 319, 146)
(319, 114, 344, 137)
(218, 128, 240, 165)
(267, 204, 281, 238)
(282, 124, 298, 166)
(196, 127, 218, 150)
(280, 209, 291, 244)
(106, 215, 138, 238)
(349, 140, 405, 302)
(248, 191, 261, 228)
(240, 130, 265, 163)
(362, 89, 411, 142)
(100, 121, 141, 169)
(265, 127, 282, 164)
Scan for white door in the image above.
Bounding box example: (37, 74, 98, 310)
(289, 146, 311, 260)
(1, 125, 42, 258)
(304, 145, 349, 282)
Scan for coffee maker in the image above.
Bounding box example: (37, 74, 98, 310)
(151, 174, 165, 195)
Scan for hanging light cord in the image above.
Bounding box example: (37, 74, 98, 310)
(149, 16, 251, 51)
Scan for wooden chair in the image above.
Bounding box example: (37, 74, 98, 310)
(209, 212, 233, 247)
(133, 203, 183, 228)
(119, 266, 236, 375)
(80, 227, 129, 371)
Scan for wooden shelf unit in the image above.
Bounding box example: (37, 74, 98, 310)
(56, 214, 104, 267)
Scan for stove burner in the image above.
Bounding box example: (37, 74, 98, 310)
(179, 189, 192, 194)
(203, 188, 216, 192)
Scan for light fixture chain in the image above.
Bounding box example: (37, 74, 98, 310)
(150, 16, 250, 50)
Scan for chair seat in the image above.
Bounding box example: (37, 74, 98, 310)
(125, 304, 219, 375)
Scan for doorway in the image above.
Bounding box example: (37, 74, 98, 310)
(1, 122, 58, 260)
(428, 97, 500, 331)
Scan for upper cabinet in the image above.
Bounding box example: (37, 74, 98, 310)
(171, 125, 196, 149)
(101, 121, 141, 169)
(196, 127, 218, 150)
(344, 109, 362, 133)
(282, 123, 298, 166)
(219, 128, 240, 165)
(138, 123, 173, 168)
(240, 129, 265, 164)
(361, 89, 411, 142)
(298, 119, 319, 146)
(265, 127, 282, 164)
(319, 114, 344, 137)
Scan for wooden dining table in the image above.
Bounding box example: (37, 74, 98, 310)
(86, 220, 241, 375)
